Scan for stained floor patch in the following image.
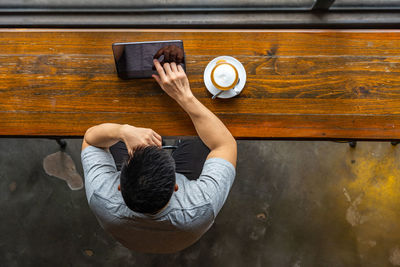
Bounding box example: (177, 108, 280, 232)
(390, 246, 400, 266)
(43, 151, 83, 190)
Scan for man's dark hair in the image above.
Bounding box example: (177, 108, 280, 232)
(120, 146, 176, 214)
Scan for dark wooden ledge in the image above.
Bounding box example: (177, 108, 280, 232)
(1, 29, 400, 139)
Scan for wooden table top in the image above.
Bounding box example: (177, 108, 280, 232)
(1, 29, 400, 139)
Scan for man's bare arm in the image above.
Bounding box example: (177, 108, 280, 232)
(178, 96, 237, 166)
(82, 123, 162, 155)
(152, 60, 237, 167)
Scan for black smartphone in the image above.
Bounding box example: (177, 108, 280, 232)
(112, 40, 185, 79)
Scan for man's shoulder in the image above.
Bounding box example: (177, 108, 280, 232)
(88, 187, 133, 222)
(174, 173, 213, 204)
(81, 145, 118, 202)
(165, 190, 215, 230)
(177, 158, 236, 217)
(85, 170, 120, 203)
(167, 173, 216, 218)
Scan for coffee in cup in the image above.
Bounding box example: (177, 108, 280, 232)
(211, 60, 239, 91)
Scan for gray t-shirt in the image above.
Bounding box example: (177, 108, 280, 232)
(81, 145, 235, 254)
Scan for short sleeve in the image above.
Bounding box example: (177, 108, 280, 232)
(195, 158, 236, 216)
(81, 146, 118, 201)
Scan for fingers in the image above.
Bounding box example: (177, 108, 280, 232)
(140, 136, 159, 148)
(170, 62, 178, 72)
(151, 135, 162, 147)
(144, 129, 162, 147)
(153, 59, 166, 80)
(163, 62, 173, 75)
(127, 148, 133, 157)
(177, 64, 185, 73)
(150, 129, 162, 147)
(153, 131, 162, 142)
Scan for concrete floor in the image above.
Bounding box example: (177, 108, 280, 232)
(1, 139, 400, 267)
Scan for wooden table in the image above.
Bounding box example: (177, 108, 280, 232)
(1, 29, 400, 139)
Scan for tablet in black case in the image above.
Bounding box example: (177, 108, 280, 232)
(112, 40, 185, 79)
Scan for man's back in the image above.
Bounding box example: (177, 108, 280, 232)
(82, 145, 235, 253)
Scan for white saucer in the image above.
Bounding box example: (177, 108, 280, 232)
(204, 56, 246, 99)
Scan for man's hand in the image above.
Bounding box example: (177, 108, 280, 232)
(151, 59, 236, 167)
(82, 123, 162, 155)
(152, 59, 193, 103)
(120, 124, 162, 156)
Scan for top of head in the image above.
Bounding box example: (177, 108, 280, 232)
(120, 146, 176, 214)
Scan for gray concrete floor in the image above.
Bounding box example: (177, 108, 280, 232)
(1, 139, 400, 267)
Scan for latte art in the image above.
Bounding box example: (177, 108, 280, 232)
(211, 61, 239, 91)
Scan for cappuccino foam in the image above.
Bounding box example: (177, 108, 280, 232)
(212, 64, 237, 88)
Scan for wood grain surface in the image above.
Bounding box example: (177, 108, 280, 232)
(1, 29, 400, 139)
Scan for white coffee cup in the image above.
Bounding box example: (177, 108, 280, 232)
(211, 60, 239, 91)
